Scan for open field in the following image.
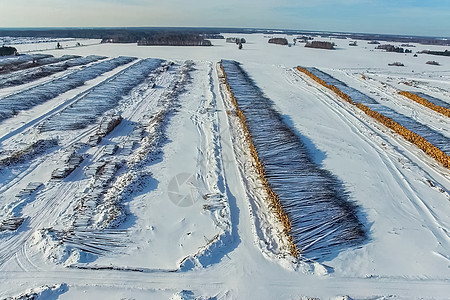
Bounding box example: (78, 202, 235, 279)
(0, 34, 449, 299)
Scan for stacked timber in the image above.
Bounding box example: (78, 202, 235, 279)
(219, 62, 298, 257)
(398, 91, 450, 117)
(297, 66, 450, 168)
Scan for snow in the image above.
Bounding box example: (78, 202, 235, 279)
(221, 60, 365, 261)
(7, 38, 102, 53)
(0, 55, 106, 88)
(0, 34, 449, 299)
(0, 56, 135, 121)
(304, 67, 450, 153)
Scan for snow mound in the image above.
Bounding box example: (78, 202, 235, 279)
(5, 283, 68, 300)
(171, 290, 216, 300)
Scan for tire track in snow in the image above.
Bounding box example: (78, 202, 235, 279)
(0, 180, 84, 268)
(177, 61, 235, 270)
(0, 62, 449, 300)
(0, 58, 140, 143)
(1, 266, 450, 300)
(0, 61, 174, 269)
(334, 70, 450, 138)
(287, 68, 450, 253)
(0, 60, 140, 197)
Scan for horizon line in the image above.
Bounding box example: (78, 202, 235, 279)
(0, 26, 448, 40)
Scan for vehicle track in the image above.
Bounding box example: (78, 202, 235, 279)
(335, 70, 450, 137)
(0, 61, 175, 270)
(287, 68, 450, 249)
(1, 62, 449, 300)
(0, 58, 139, 143)
(289, 68, 450, 180)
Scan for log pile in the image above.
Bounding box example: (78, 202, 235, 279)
(51, 151, 84, 179)
(356, 103, 449, 168)
(220, 62, 299, 257)
(297, 67, 450, 169)
(297, 67, 355, 105)
(0, 217, 24, 231)
(398, 91, 450, 118)
(268, 38, 288, 46)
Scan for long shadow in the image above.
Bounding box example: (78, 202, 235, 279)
(414, 91, 450, 109)
(0, 55, 105, 89)
(40, 58, 163, 133)
(280, 114, 327, 166)
(281, 112, 373, 261)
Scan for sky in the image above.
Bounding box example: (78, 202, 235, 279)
(0, 0, 449, 37)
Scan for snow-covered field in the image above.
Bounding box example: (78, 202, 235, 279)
(0, 34, 449, 299)
(3, 38, 102, 53)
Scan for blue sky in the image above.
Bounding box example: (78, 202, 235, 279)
(0, 0, 449, 36)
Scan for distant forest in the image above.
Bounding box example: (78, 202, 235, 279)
(420, 50, 450, 56)
(0, 28, 222, 45)
(137, 33, 212, 46)
(0, 28, 449, 46)
(376, 44, 412, 53)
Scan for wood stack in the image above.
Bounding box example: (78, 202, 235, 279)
(297, 66, 450, 169)
(0, 217, 24, 231)
(220, 62, 299, 257)
(51, 152, 84, 179)
(297, 67, 355, 105)
(398, 91, 450, 118)
(356, 103, 449, 168)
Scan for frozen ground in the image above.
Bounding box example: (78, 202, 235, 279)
(3, 37, 102, 53)
(0, 34, 449, 299)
